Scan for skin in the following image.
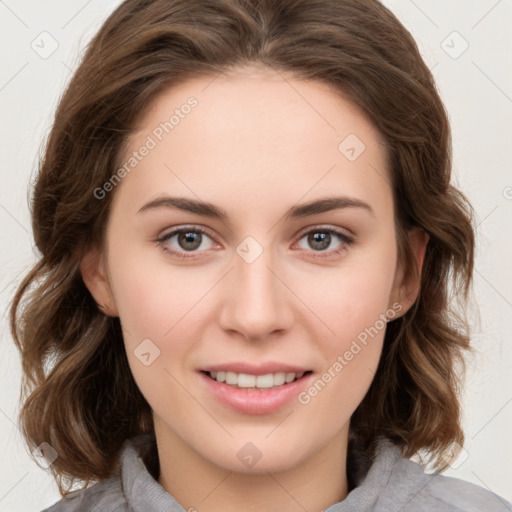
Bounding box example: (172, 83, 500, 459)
(81, 64, 428, 512)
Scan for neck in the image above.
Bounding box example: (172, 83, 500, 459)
(155, 422, 349, 512)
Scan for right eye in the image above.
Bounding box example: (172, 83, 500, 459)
(156, 226, 218, 258)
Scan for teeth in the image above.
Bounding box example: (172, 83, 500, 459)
(238, 373, 256, 387)
(208, 371, 306, 389)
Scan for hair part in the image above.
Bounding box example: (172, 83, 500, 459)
(10, 0, 474, 495)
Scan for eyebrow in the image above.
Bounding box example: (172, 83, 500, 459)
(137, 195, 374, 220)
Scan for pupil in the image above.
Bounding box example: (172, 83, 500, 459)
(309, 232, 330, 251)
(179, 231, 201, 251)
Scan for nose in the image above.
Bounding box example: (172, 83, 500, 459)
(217, 243, 295, 342)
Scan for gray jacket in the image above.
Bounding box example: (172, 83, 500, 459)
(42, 434, 511, 511)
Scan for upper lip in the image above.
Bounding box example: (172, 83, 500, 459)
(200, 362, 311, 376)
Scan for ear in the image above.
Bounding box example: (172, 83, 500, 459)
(390, 227, 429, 316)
(80, 246, 119, 317)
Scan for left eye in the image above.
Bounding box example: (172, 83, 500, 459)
(295, 228, 353, 257)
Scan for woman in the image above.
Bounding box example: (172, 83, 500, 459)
(10, 0, 511, 510)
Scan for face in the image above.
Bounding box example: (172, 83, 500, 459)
(83, 65, 423, 476)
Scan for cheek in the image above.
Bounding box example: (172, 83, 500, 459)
(108, 241, 207, 338)
(108, 253, 207, 417)
(105, 241, 211, 394)
(293, 242, 397, 403)
(300, 244, 397, 347)
(296, 286, 390, 421)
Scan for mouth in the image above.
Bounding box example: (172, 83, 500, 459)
(198, 362, 315, 414)
(201, 370, 313, 390)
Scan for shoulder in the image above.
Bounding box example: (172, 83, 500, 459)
(385, 449, 512, 512)
(421, 473, 512, 512)
(40, 434, 161, 512)
(341, 438, 512, 512)
(40, 475, 128, 512)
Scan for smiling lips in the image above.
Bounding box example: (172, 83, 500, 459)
(200, 365, 314, 414)
(199, 362, 313, 413)
(201, 362, 312, 390)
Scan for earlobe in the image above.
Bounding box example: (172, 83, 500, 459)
(391, 227, 429, 316)
(79, 247, 118, 317)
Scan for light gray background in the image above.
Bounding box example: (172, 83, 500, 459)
(1, 1, 511, 510)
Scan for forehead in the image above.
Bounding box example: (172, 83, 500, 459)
(113, 65, 392, 221)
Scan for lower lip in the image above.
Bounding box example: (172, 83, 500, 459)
(199, 371, 313, 415)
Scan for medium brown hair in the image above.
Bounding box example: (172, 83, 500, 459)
(10, 0, 474, 496)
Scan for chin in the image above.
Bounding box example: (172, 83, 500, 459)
(201, 437, 313, 475)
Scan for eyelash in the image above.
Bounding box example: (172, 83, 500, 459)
(155, 225, 354, 260)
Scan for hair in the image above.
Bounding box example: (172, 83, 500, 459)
(10, 0, 474, 497)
